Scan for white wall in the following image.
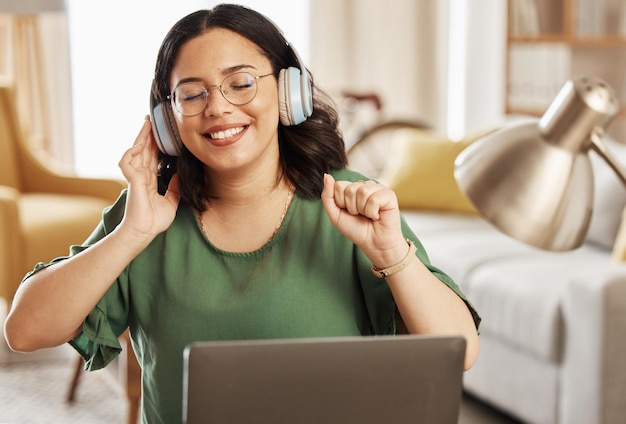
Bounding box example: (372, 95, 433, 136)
(309, 0, 507, 141)
(67, 0, 310, 178)
(310, 0, 444, 127)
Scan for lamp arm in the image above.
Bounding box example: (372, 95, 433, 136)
(590, 129, 626, 188)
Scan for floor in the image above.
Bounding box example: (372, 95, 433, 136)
(0, 300, 521, 424)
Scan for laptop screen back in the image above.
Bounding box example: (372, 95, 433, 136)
(183, 335, 466, 424)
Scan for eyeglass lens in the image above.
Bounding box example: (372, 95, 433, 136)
(172, 72, 259, 115)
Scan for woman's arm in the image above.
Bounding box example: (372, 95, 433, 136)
(321, 173, 480, 370)
(4, 119, 181, 352)
(4, 225, 157, 352)
(379, 246, 480, 370)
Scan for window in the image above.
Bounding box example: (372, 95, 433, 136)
(67, 0, 309, 178)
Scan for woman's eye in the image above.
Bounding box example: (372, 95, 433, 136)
(229, 82, 253, 91)
(182, 91, 205, 102)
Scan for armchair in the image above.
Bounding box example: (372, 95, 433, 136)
(0, 79, 126, 303)
(0, 80, 141, 424)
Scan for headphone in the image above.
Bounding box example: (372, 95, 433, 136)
(149, 27, 313, 157)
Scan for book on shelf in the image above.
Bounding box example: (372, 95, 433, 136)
(576, 0, 606, 36)
(509, 0, 540, 37)
(507, 43, 572, 112)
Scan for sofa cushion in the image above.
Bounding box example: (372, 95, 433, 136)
(404, 211, 536, 288)
(19, 193, 110, 271)
(382, 128, 491, 214)
(404, 209, 611, 362)
(464, 247, 610, 362)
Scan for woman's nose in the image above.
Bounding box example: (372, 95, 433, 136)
(203, 86, 232, 117)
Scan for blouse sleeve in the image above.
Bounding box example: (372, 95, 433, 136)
(356, 215, 482, 334)
(22, 190, 131, 371)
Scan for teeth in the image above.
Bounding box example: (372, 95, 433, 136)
(209, 127, 244, 140)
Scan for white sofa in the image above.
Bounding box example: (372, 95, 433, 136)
(348, 124, 626, 424)
(403, 210, 626, 424)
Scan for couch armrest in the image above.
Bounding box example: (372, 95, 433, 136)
(31, 173, 126, 203)
(0, 186, 23, 301)
(19, 142, 126, 202)
(561, 266, 626, 424)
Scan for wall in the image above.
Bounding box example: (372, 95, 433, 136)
(310, 0, 444, 127)
(310, 0, 507, 139)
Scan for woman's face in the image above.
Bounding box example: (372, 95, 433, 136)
(169, 28, 280, 175)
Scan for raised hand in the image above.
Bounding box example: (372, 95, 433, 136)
(117, 117, 181, 238)
(321, 173, 407, 266)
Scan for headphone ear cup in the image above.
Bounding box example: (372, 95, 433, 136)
(299, 68, 313, 118)
(149, 87, 184, 156)
(278, 67, 311, 126)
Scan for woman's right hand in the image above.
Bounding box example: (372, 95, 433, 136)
(118, 117, 181, 239)
(4, 117, 182, 353)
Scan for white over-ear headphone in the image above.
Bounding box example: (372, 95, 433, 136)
(277, 42, 313, 127)
(149, 26, 313, 156)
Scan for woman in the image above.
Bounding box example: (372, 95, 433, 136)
(4, 4, 480, 423)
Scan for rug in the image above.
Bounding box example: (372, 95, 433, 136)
(0, 358, 128, 424)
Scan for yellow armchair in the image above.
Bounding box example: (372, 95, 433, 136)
(0, 80, 140, 424)
(0, 80, 126, 303)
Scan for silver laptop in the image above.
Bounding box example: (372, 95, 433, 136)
(182, 335, 466, 424)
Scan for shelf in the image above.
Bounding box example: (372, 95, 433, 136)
(506, 0, 626, 139)
(508, 35, 626, 47)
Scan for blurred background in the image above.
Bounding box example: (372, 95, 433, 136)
(0, 0, 506, 178)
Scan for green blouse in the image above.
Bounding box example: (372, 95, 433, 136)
(25, 169, 480, 424)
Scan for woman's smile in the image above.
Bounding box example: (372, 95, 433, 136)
(207, 126, 245, 140)
(203, 125, 248, 146)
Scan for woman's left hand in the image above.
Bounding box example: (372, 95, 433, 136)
(321, 173, 406, 264)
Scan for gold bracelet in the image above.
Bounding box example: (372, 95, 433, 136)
(371, 238, 417, 278)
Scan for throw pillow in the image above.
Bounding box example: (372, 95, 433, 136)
(382, 128, 493, 214)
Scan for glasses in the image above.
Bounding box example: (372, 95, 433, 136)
(168, 72, 274, 116)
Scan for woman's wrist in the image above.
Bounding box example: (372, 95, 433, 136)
(370, 238, 417, 278)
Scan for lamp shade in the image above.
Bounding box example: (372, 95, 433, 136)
(0, 0, 65, 14)
(454, 76, 620, 251)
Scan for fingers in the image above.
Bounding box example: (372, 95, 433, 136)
(322, 174, 390, 221)
(321, 173, 341, 222)
(119, 118, 159, 182)
(340, 180, 383, 219)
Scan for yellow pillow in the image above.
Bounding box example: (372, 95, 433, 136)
(382, 128, 492, 214)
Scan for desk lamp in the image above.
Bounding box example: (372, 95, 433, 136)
(454, 76, 626, 251)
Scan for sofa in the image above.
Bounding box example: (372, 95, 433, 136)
(347, 124, 626, 424)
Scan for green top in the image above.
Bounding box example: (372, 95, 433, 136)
(25, 169, 480, 424)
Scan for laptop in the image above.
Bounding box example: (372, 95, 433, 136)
(182, 335, 466, 424)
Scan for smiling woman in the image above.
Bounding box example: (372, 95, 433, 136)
(65, 0, 310, 179)
(4, 5, 480, 424)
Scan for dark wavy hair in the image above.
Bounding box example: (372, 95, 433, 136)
(153, 4, 347, 211)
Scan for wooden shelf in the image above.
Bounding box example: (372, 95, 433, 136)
(506, 0, 626, 138)
(509, 35, 626, 46)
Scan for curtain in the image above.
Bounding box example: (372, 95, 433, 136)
(0, 12, 73, 166)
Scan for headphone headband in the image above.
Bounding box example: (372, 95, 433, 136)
(150, 13, 313, 156)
